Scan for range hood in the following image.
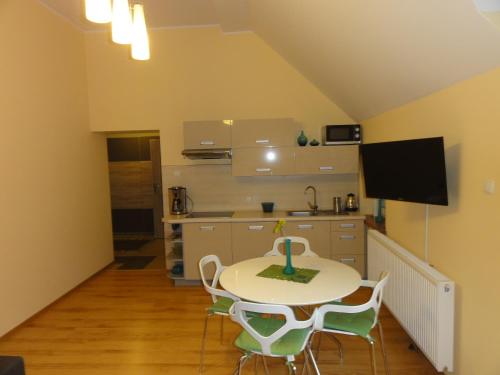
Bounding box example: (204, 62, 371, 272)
(181, 148, 232, 160)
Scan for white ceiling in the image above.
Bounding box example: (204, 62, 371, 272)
(38, 0, 500, 120)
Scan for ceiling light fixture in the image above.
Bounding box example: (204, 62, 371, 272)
(131, 3, 150, 61)
(85, 0, 112, 23)
(112, 0, 133, 45)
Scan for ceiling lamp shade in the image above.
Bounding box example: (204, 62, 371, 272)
(131, 4, 150, 61)
(112, 0, 133, 44)
(85, 0, 112, 23)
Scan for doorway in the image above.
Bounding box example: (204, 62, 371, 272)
(106, 132, 165, 269)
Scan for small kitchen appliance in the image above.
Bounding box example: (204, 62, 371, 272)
(323, 124, 362, 145)
(168, 186, 188, 215)
(333, 196, 343, 214)
(345, 193, 358, 211)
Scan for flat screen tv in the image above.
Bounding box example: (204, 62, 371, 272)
(361, 137, 448, 206)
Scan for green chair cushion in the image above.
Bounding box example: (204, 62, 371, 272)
(235, 316, 311, 356)
(323, 301, 376, 339)
(208, 297, 234, 314)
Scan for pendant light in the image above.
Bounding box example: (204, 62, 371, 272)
(112, 0, 133, 44)
(85, 0, 112, 23)
(131, 4, 150, 61)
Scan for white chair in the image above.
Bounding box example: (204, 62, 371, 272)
(229, 301, 320, 375)
(265, 236, 319, 257)
(312, 271, 391, 375)
(198, 255, 240, 374)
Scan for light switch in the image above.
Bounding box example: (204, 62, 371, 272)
(484, 180, 496, 194)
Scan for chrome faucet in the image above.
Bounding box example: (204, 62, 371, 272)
(304, 185, 318, 214)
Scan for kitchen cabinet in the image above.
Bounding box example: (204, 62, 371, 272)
(182, 223, 232, 280)
(295, 146, 359, 175)
(183, 120, 231, 149)
(231, 222, 279, 262)
(332, 254, 366, 278)
(232, 147, 295, 176)
(331, 219, 366, 277)
(232, 118, 298, 148)
(286, 221, 330, 258)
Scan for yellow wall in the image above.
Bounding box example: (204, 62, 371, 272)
(85, 28, 353, 165)
(363, 68, 500, 375)
(0, 0, 113, 336)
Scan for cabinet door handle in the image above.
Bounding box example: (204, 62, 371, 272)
(297, 224, 313, 230)
(255, 139, 270, 144)
(319, 166, 334, 171)
(256, 168, 271, 172)
(248, 225, 264, 231)
(340, 257, 356, 263)
(340, 223, 355, 228)
(200, 140, 215, 145)
(199, 225, 215, 231)
(340, 234, 355, 240)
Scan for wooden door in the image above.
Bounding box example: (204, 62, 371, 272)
(149, 139, 164, 239)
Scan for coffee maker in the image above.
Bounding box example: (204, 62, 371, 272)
(168, 186, 188, 215)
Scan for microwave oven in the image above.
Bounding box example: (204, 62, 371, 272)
(322, 124, 362, 145)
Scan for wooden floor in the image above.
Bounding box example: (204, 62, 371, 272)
(0, 269, 441, 374)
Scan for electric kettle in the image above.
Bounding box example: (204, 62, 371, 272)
(345, 193, 358, 212)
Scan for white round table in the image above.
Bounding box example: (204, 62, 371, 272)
(219, 256, 361, 306)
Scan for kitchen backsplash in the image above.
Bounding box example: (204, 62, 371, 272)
(163, 164, 359, 212)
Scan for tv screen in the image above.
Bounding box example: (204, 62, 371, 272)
(361, 137, 448, 206)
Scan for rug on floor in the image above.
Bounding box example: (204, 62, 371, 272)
(113, 240, 150, 251)
(114, 256, 156, 270)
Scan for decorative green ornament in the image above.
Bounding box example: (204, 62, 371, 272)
(297, 130, 308, 146)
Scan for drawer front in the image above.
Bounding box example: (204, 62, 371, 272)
(287, 221, 330, 258)
(232, 147, 295, 176)
(232, 222, 279, 262)
(232, 118, 298, 148)
(183, 223, 232, 280)
(332, 220, 364, 232)
(331, 231, 365, 254)
(333, 254, 365, 278)
(184, 121, 232, 149)
(295, 146, 359, 175)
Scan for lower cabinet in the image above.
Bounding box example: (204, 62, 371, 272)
(286, 221, 330, 258)
(180, 218, 366, 280)
(331, 219, 366, 277)
(182, 223, 232, 280)
(232, 222, 279, 262)
(332, 254, 366, 277)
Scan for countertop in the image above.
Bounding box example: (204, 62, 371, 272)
(163, 210, 366, 224)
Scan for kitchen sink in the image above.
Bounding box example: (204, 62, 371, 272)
(286, 210, 348, 217)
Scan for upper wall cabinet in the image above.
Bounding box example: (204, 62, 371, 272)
(295, 146, 359, 175)
(232, 147, 295, 176)
(232, 118, 298, 148)
(184, 121, 232, 149)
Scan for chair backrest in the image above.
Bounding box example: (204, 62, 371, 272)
(362, 271, 390, 324)
(265, 236, 318, 257)
(198, 254, 239, 304)
(314, 271, 390, 331)
(229, 301, 316, 356)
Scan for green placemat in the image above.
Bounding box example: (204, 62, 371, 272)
(257, 264, 320, 284)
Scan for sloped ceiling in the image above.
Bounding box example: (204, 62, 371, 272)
(39, 0, 249, 32)
(39, 0, 500, 120)
(247, 0, 500, 120)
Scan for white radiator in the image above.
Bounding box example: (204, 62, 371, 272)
(367, 229, 454, 372)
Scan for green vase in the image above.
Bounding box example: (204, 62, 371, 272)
(297, 131, 308, 146)
(283, 238, 295, 275)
